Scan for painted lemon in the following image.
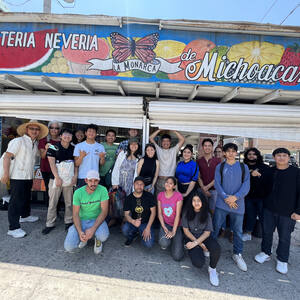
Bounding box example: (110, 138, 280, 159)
(227, 41, 284, 67)
(154, 40, 186, 59)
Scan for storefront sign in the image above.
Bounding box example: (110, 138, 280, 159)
(1, 24, 300, 90)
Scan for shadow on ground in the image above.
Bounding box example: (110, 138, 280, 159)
(0, 210, 299, 299)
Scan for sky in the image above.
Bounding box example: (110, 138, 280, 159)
(2, 0, 300, 26)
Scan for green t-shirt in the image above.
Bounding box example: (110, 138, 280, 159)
(73, 185, 109, 220)
(100, 142, 118, 176)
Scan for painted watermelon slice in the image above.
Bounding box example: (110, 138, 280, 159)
(0, 29, 57, 71)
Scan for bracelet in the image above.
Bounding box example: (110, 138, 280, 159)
(193, 240, 198, 246)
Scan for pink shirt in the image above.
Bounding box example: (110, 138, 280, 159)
(158, 191, 183, 226)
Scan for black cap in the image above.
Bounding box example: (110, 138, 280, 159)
(134, 176, 145, 184)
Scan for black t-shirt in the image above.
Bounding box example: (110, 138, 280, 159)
(264, 166, 300, 216)
(46, 143, 75, 179)
(246, 163, 269, 199)
(123, 191, 156, 224)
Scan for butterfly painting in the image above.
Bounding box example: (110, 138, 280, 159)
(110, 32, 159, 64)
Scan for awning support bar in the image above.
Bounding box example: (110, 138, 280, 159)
(220, 87, 240, 103)
(79, 78, 94, 95)
(41, 76, 63, 94)
(255, 89, 281, 104)
(4, 74, 33, 92)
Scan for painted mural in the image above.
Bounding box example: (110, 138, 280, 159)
(0, 23, 300, 90)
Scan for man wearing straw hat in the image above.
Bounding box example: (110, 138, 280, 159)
(0, 120, 48, 238)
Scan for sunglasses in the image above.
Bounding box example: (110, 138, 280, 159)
(49, 127, 60, 130)
(28, 127, 40, 131)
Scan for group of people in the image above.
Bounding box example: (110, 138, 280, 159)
(1, 119, 300, 288)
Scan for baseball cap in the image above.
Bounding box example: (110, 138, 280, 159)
(86, 170, 100, 180)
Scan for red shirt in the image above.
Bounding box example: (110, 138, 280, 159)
(197, 156, 221, 188)
(38, 137, 60, 172)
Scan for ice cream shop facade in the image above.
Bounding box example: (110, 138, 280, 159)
(1, 13, 300, 156)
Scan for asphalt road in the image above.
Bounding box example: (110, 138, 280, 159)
(0, 209, 299, 300)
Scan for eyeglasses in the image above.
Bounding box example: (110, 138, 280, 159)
(28, 127, 40, 131)
(49, 127, 60, 130)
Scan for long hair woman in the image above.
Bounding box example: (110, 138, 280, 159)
(136, 143, 159, 194)
(182, 192, 221, 286)
(175, 144, 199, 206)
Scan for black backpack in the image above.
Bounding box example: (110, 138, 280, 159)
(220, 161, 245, 186)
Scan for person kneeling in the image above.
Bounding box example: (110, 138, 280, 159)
(157, 177, 184, 261)
(64, 170, 109, 255)
(182, 193, 221, 287)
(122, 176, 156, 248)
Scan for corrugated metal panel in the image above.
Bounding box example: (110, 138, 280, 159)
(0, 94, 144, 129)
(149, 101, 300, 142)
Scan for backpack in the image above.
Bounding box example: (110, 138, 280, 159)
(220, 161, 245, 186)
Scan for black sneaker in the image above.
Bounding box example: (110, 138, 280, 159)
(42, 226, 55, 235)
(65, 223, 73, 231)
(124, 238, 133, 247)
(124, 233, 138, 247)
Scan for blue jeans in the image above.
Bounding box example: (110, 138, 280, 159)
(64, 220, 109, 252)
(212, 207, 244, 254)
(158, 224, 184, 261)
(122, 221, 155, 248)
(145, 184, 155, 195)
(76, 179, 86, 189)
(261, 208, 296, 262)
(245, 198, 263, 233)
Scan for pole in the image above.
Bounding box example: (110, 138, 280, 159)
(43, 0, 51, 13)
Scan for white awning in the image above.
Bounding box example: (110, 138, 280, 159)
(149, 101, 300, 142)
(0, 95, 144, 129)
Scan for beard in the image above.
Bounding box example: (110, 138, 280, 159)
(248, 158, 257, 163)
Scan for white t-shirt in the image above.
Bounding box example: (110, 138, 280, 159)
(6, 135, 38, 180)
(74, 141, 105, 179)
(155, 144, 179, 176)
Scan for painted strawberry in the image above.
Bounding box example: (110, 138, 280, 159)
(278, 43, 300, 86)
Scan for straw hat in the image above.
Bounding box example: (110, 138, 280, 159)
(17, 120, 49, 140)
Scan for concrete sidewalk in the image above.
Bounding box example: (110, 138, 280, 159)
(0, 209, 299, 300)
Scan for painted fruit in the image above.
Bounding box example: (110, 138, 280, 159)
(101, 69, 118, 76)
(0, 29, 57, 71)
(62, 38, 110, 64)
(154, 40, 186, 59)
(209, 46, 229, 77)
(278, 43, 300, 86)
(169, 39, 215, 81)
(227, 41, 284, 67)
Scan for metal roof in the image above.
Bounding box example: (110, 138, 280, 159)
(0, 73, 299, 106)
(0, 12, 300, 37)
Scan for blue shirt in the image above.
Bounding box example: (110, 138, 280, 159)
(74, 141, 105, 179)
(175, 160, 199, 183)
(214, 161, 250, 215)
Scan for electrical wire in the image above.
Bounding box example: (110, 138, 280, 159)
(260, 0, 278, 22)
(56, 0, 75, 9)
(3, 0, 32, 6)
(280, 2, 300, 25)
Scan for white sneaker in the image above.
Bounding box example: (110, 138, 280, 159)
(208, 266, 219, 287)
(20, 215, 39, 223)
(242, 233, 252, 242)
(276, 260, 288, 274)
(232, 254, 247, 272)
(94, 238, 103, 255)
(204, 250, 210, 258)
(254, 252, 271, 264)
(78, 241, 87, 249)
(7, 228, 26, 238)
